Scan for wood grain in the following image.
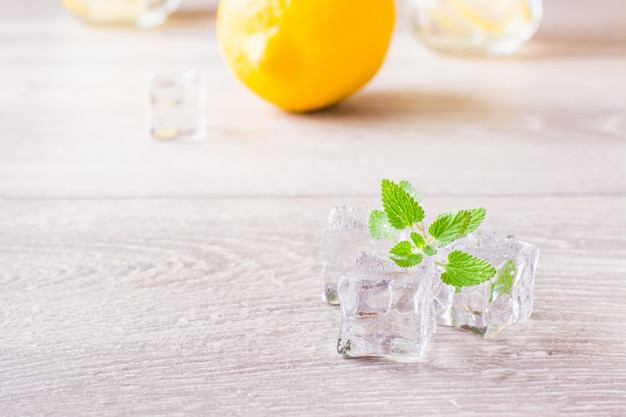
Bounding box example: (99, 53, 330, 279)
(1, 197, 626, 416)
(1, 0, 625, 416)
(0, 2, 624, 199)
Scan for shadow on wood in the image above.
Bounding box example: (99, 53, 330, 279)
(296, 89, 497, 122)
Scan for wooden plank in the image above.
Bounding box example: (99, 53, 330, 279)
(0, 6, 624, 198)
(1, 0, 626, 415)
(1, 197, 625, 416)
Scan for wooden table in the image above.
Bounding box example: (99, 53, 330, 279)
(1, 1, 625, 415)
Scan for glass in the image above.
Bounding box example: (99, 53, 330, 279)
(61, 0, 180, 27)
(407, 0, 543, 56)
(146, 71, 207, 141)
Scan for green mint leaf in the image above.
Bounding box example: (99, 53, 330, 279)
(410, 232, 426, 248)
(381, 179, 425, 230)
(490, 259, 516, 302)
(428, 210, 472, 247)
(389, 241, 424, 268)
(423, 245, 437, 256)
(440, 250, 496, 288)
(398, 180, 422, 202)
(368, 209, 399, 239)
(466, 207, 487, 235)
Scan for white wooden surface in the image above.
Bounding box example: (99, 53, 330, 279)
(1, 1, 626, 416)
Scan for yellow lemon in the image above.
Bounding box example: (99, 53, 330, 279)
(217, 0, 395, 112)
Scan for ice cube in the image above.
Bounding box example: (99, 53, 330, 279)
(321, 207, 393, 304)
(337, 253, 437, 361)
(438, 231, 539, 338)
(146, 71, 206, 141)
(432, 275, 454, 319)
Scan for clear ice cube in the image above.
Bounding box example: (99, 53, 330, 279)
(146, 71, 206, 141)
(321, 207, 393, 305)
(438, 231, 539, 338)
(432, 274, 454, 320)
(337, 253, 437, 361)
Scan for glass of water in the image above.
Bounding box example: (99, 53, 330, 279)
(61, 0, 180, 27)
(407, 0, 543, 56)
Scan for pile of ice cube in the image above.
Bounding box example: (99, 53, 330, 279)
(322, 207, 539, 362)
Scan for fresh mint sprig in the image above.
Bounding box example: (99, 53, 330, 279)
(368, 179, 496, 289)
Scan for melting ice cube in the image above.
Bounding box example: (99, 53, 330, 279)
(337, 253, 437, 361)
(321, 207, 393, 304)
(438, 231, 539, 338)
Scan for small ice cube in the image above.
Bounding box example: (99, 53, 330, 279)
(321, 207, 393, 305)
(337, 253, 437, 361)
(146, 71, 206, 141)
(438, 231, 539, 338)
(432, 275, 454, 319)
